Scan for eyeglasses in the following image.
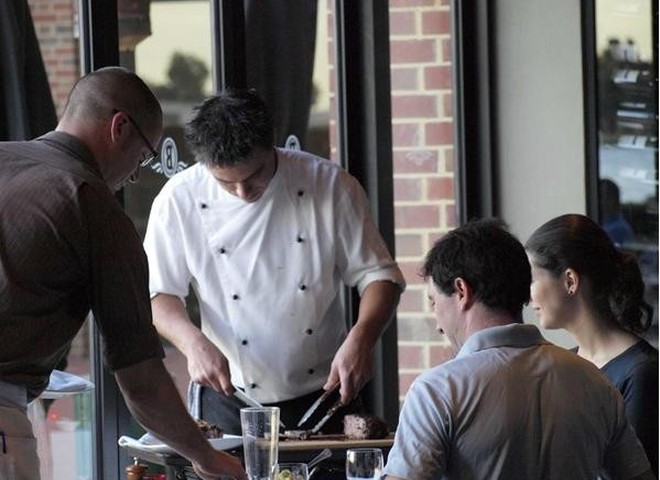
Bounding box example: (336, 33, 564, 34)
(113, 109, 159, 167)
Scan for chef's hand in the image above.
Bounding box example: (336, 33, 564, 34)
(192, 450, 247, 480)
(324, 330, 374, 405)
(186, 334, 235, 396)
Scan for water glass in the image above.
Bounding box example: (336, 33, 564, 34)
(345, 448, 383, 480)
(240, 407, 280, 480)
(275, 462, 309, 480)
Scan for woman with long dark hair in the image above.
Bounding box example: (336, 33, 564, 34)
(526, 213, 658, 475)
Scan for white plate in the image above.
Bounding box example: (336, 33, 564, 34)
(118, 432, 243, 454)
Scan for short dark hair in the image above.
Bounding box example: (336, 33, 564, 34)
(63, 66, 161, 131)
(184, 88, 274, 167)
(525, 213, 653, 334)
(422, 218, 531, 318)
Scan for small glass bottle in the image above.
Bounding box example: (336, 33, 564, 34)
(125, 457, 148, 480)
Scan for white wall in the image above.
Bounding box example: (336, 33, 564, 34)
(494, 0, 586, 347)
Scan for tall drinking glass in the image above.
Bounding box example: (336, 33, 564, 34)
(345, 448, 383, 480)
(240, 407, 280, 480)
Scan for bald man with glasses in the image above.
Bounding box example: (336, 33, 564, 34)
(0, 67, 245, 480)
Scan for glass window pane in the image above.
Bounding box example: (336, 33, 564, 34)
(595, 0, 658, 344)
(119, 0, 214, 419)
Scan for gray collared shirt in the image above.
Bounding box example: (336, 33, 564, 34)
(383, 324, 650, 480)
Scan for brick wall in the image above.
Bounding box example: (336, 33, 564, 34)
(26, 0, 79, 118)
(389, 0, 456, 400)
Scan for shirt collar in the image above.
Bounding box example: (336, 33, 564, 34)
(456, 323, 550, 359)
(36, 131, 102, 177)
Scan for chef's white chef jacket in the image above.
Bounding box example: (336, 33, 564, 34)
(144, 148, 405, 403)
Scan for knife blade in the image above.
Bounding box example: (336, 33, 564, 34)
(233, 387, 286, 429)
(297, 383, 340, 427)
(310, 399, 343, 434)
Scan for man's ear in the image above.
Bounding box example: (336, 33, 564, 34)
(563, 268, 580, 296)
(109, 110, 130, 144)
(454, 277, 473, 310)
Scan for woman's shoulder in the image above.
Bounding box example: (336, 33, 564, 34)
(602, 339, 658, 386)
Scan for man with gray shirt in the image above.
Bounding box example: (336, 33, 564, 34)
(383, 219, 653, 480)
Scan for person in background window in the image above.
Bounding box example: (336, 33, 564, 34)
(600, 178, 635, 247)
(383, 218, 653, 480)
(526, 213, 658, 476)
(0, 67, 246, 480)
(143, 89, 404, 435)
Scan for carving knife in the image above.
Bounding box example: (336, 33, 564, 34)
(297, 383, 340, 427)
(233, 387, 286, 429)
(310, 399, 343, 434)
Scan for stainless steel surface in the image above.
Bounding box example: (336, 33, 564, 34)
(297, 384, 339, 427)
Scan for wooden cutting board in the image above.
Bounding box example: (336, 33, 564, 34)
(278, 434, 393, 451)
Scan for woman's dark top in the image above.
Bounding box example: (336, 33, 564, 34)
(601, 340, 659, 476)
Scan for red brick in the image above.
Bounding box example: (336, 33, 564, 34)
(399, 289, 425, 312)
(390, 0, 437, 6)
(389, 10, 417, 36)
(442, 37, 452, 63)
(392, 94, 437, 118)
(427, 230, 447, 247)
(398, 373, 420, 397)
(444, 203, 458, 228)
(393, 149, 439, 174)
(395, 233, 424, 257)
(395, 205, 440, 229)
(424, 65, 452, 90)
(425, 121, 454, 145)
(31, 14, 57, 22)
(394, 177, 423, 202)
(398, 260, 424, 285)
(430, 344, 456, 365)
(422, 10, 451, 35)
(391, 67, 419, 91)
(53, 3, 73, 12)
(390, 39, 436, 64)
(427, 177, 454, 200)
(392, 123, 421, 148)
(444, 148, 455, 173)
(443, 92, 454, 117)
(398, 345, 425, 369)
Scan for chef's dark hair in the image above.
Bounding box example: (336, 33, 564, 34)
(422, 218, 531, 319)
(526, 213, 652, 334)
(185, 88, 274, 166)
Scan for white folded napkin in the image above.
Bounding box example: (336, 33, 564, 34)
(40, 370, 94, 399)
(118, 433, 243, 454)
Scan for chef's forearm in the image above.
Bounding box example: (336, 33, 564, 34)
(151, 293, 206, 357)
(350, 280, 401, 345)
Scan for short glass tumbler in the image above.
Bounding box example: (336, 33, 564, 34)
(275, 462, 309, 480)
(345, 448, 383, 480)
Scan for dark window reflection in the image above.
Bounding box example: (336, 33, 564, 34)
(595, 0, 658, 343)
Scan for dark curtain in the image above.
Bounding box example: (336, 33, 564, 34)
(0, 0, 57, 141)
(244, 0, 317, 148)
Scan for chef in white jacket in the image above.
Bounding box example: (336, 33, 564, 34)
(143, 89, 405, 435)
